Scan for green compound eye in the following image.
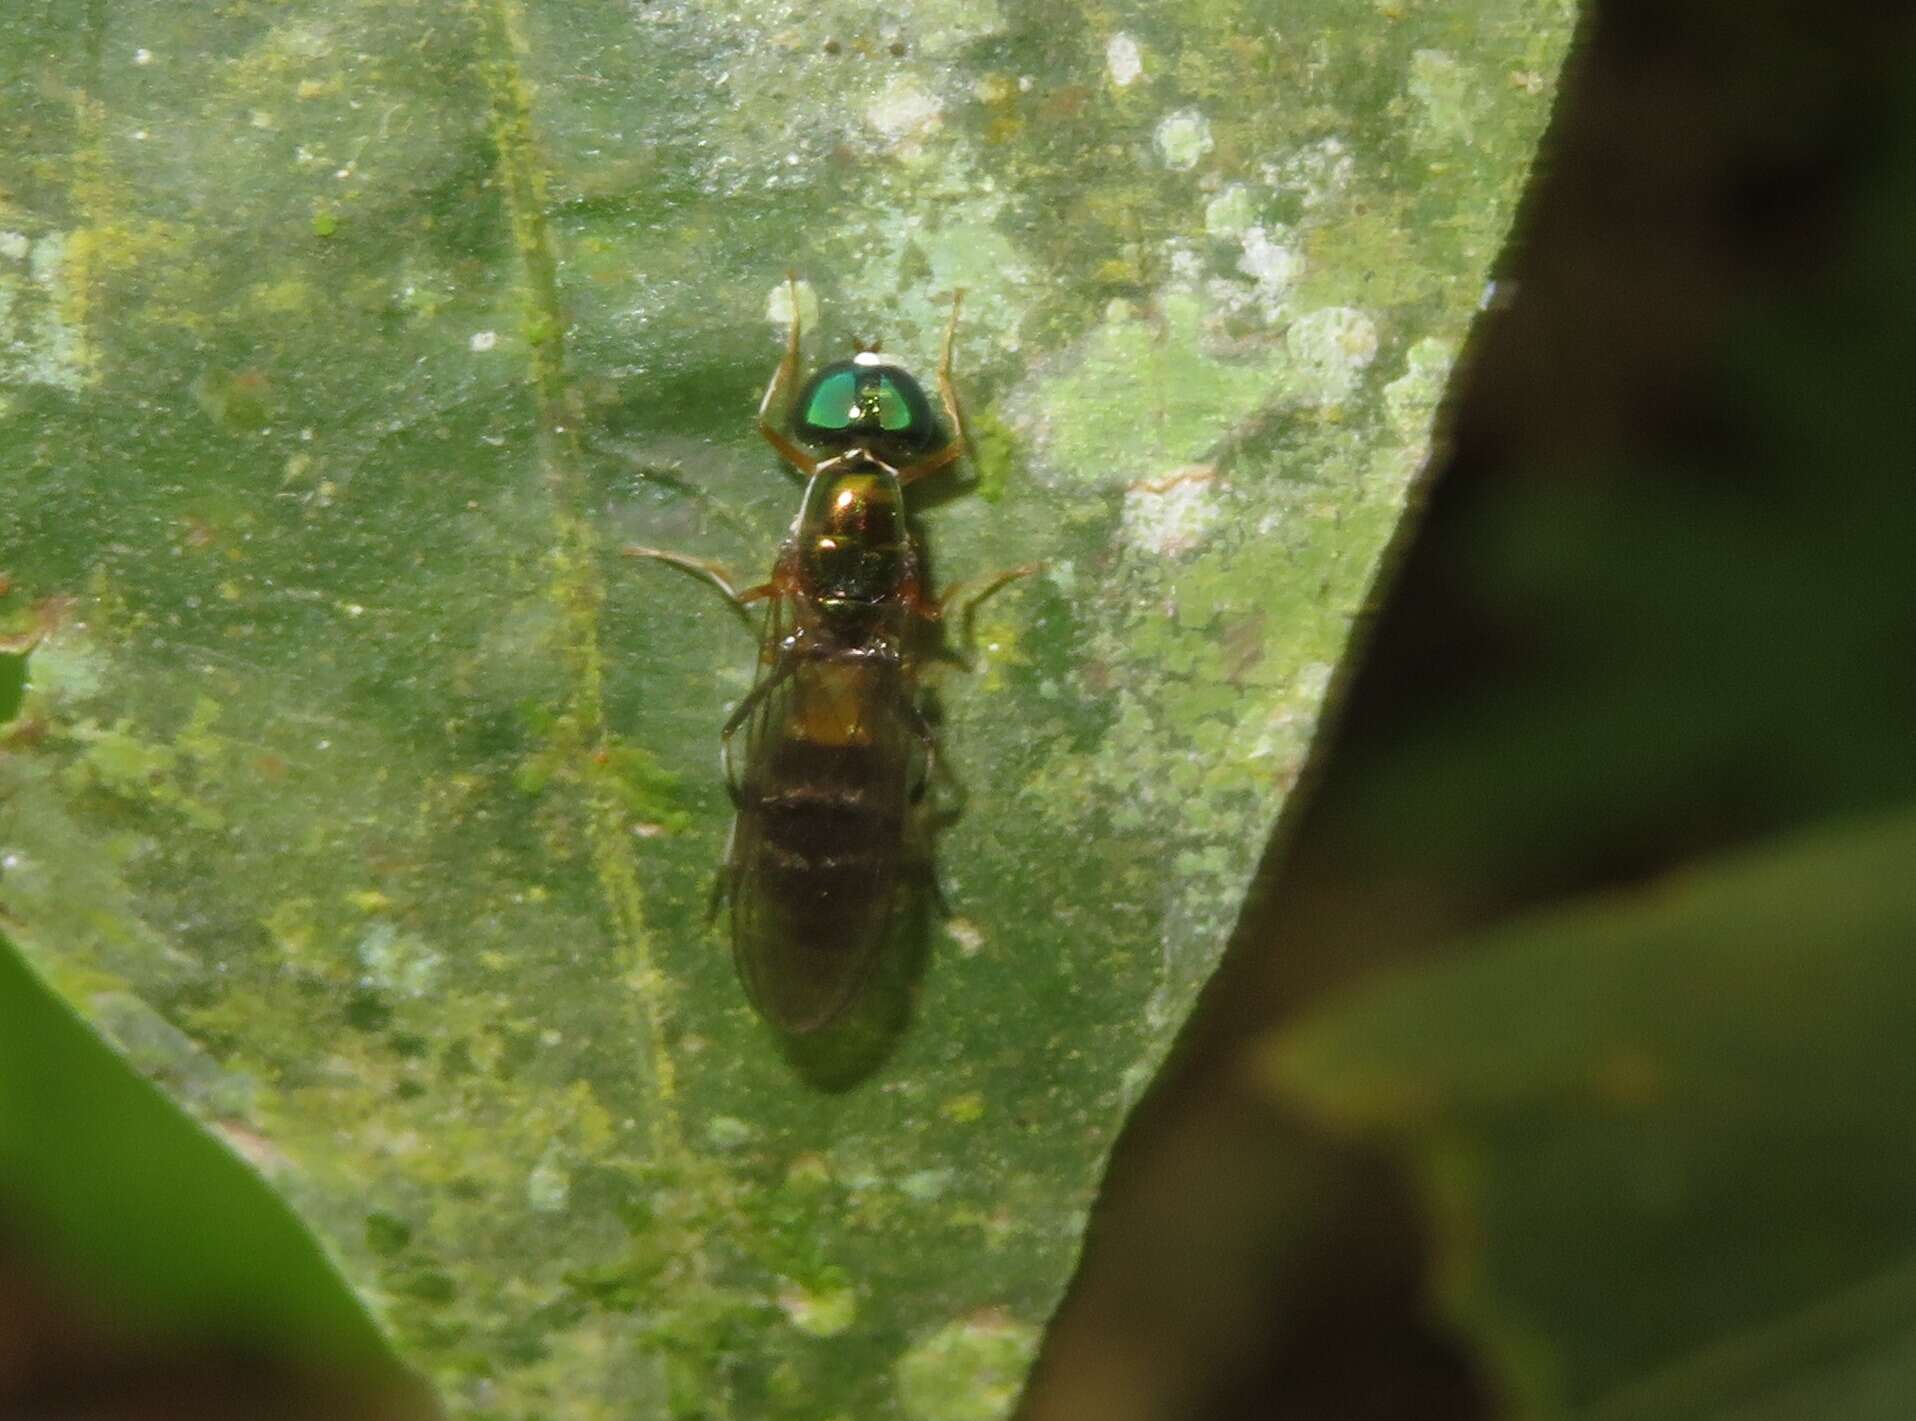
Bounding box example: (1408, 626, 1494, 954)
(793, 358, 937, 449)
(798, 367, 860, 431)
(872, 375, 913, 431)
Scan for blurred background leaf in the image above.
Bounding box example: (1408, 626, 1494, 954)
(0, 924, 427, 1412)
(1263, 808, 1916, 1418)
(0, 0, 1567, 1416)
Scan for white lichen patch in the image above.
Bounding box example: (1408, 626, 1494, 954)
(896, 1312, 1041, 1421)
(706, 1115, 757, 1151)
(1408, 49, 1477, 145)
(1009, 290, 1275, 490)
(1235, 660, 1338, 798)
(1237, 225, 1303, 321)
(2, 232, 89, 393)
(16, 628, 106, 705)
(765, 276, 820, 333)
(1248, 661, 1335, 765)
(866, 74, 944, 149)
(355, 920, 441, 998)
(835, 153, 1032, 357)
(778, 1275, 858, 1338)
(1293, 658, 1334, 703)
(1268, 135, 1356, 211)
(1153, 108, 1213, 171)
(1166, 240, 1203, 289)
(1121, 467, 1224, 557)
(1204, 184, 1255, 238)
(899, 1167, 956, 1202)
(1284, 306, 1379, 405)
(526, 1144, 570, 1213)
(1383, 337, 1455, 437)
(1105, 32, 1142, 87)
(944, 916, 985, 956)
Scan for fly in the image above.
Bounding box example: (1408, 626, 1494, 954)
(626, 278, 1029, 1033)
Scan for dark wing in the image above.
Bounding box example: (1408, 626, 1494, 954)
(727, 635, 915, 1033)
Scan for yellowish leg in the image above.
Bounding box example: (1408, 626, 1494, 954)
(896, 288, 969, 486)
(621, 545, 771, 629)
(758, 273, 818, 476)
(926, 562, 1041, 655)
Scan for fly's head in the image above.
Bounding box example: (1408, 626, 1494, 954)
(792, 352, 939, 460)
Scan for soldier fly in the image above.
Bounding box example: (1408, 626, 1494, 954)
(625, 279, 1027, 1033)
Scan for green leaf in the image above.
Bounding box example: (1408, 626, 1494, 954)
(0, 1, 1571, 1413)
(0, 925, 402, 1372)
(1260, 808, 1916, 1419)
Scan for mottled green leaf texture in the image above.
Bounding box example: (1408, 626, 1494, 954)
(1263, 808, 1916, 1421)
(1, 2, 1570, 1415)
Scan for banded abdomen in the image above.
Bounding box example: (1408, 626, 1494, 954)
(728, 651, 915, 1031)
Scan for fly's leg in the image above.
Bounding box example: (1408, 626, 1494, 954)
(621, 545, 753, 600)
(902, 693, 939, 805)
(938, 562, 1040, 622)
(902, 694, 960, 921)
(895, 288, 969, 486)
(621, 545, 771, 634)
(718, 650, 798, 806)
(759, 273, 819, 477)
(923, 562, 1041, 662)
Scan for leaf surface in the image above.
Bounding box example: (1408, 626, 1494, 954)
(1, 2, 1571, 1413)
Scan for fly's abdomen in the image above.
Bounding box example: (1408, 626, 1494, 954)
(756, 742, 901, 919)
(729, 680, 913, 1032)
